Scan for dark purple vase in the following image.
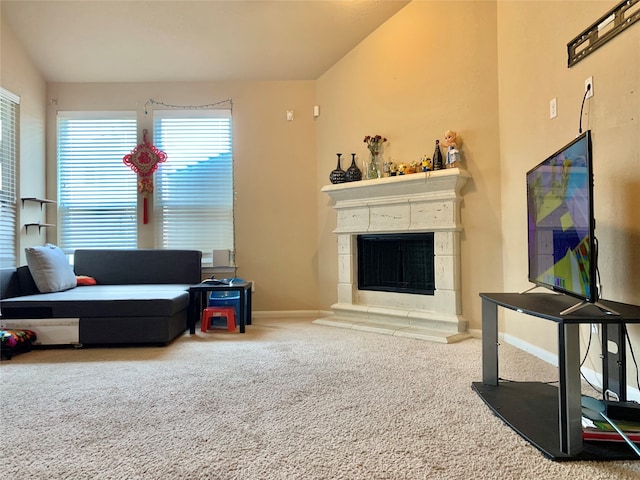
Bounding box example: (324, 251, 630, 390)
(330, 153, 346, 184)
(345, 153, 362, 182)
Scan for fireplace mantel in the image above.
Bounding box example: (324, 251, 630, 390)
(316, 168, 471, 343)
(321, 168, 470, 205)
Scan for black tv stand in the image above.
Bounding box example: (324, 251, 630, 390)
(473, 292, 640, 460)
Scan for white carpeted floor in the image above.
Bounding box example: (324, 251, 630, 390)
(1, 317, 639, 479)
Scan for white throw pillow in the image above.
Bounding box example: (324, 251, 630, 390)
(25, 244, 77, 293)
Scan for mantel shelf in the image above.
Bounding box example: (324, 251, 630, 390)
(322, 168, 470, 205)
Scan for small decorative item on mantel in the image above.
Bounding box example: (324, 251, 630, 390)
(363, 134, 387, 180)
(421, 155, 432, 172)
(383, 160, 393, 177)
(345, 153, 362, 182)
(443, 130, 462, 168)
(389, 163, 398, 176)
(329, 153, 346, 184)
(432, 139, 444, 170)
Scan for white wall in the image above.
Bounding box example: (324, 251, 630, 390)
(496, 1, 640, 382)
(0, 15, 47, 265)
(4, 0, 640, 391)
(316, 0, 503, 334)
(316, 0, 640, 391)
(43, 81, 319, 312)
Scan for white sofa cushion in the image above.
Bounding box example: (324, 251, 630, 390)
(25, 244, 77, 293)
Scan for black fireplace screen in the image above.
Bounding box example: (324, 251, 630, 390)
(357, 233, 435, 295)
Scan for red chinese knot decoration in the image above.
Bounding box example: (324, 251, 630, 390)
(123, 129, 167, 224)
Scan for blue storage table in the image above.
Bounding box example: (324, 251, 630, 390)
(188, 280, 252, 334)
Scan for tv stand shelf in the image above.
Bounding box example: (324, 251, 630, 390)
(474, 292, 640, 460)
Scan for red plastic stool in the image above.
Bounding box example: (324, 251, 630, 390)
(201, 306, 236, 333)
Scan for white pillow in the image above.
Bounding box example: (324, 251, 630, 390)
(25, 244, 77, 293)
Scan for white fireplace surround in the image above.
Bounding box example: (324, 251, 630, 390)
(315, 168, 471, 343)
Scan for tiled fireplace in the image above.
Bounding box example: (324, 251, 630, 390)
(315, 168, 471, 343)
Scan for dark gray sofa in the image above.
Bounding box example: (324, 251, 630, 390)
(0, 249, 202, 346)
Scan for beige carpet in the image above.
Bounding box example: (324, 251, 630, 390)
(1, 317, 639, 479)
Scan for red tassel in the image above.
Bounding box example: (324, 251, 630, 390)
(143, 197, 148, 224)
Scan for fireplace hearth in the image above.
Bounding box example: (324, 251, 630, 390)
(315, 169, 471, 343)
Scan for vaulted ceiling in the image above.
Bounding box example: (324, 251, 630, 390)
(1, 0, 410, 83)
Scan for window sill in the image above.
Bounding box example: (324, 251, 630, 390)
(201, 265, 237, 279)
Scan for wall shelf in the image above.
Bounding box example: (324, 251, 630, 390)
(21, 197, 56, 209)
(24, 223, 56, 233)
(22, 198, 56, 233)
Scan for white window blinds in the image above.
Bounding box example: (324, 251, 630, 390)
(57, 112, 138, 252)
(0, 88, 19, 268)
(153, 110, 234, 265)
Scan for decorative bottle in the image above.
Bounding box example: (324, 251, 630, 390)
(329, 153, 346, 184)
(345, 153, 362, 182)
(432, 140, 444, 170)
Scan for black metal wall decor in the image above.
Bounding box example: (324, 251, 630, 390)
(568, 0, 640, 67)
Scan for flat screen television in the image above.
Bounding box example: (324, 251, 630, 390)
(526, 130, 613, 315)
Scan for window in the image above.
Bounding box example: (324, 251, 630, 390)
(153, 110, 233, 265)
(0, 88, 19, 268)
(57, 112, 138, 252)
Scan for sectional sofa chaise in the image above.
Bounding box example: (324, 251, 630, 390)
(0, 248, 202, 346)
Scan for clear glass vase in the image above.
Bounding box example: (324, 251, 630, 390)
(366, 153, 380, 179)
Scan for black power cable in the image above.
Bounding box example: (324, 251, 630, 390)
(579, 83, 591, 134)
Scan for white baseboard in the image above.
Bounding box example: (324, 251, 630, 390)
(253, 310, 324, 319)
(469, 328, 481, 339)
(502, 333, 559, 366)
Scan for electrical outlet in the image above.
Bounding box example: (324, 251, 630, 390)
(585, 76, 594, 99)
(549, 97, 557, 119)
